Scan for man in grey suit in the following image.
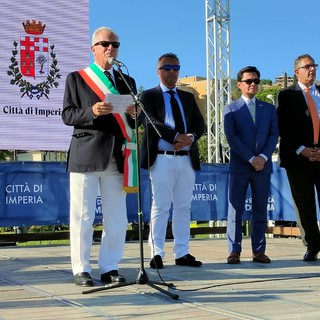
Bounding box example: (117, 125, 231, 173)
(224, 66, 278, 265)
(140, 53, 205, 269)
(62, 26, 138, 286)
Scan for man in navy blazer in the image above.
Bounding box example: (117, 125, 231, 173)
(277, 54, 320, 262)
(62, 27, 137, 287)
(224, 66, 278, 264)
(140, 53, 205, 269)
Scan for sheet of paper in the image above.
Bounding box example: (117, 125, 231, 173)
(105, 93, 133, 114)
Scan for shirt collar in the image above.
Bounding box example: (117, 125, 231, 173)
(94, 62, 115, 78)
(160, 83, 176, 93)
(242, 95, 256, 105)
(298, 81, 316, 91)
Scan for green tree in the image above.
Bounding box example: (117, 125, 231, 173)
(256, 86, 281, 104)
(197, 134, 208, 163)
(260, 79, 272, 86)
(0, 151, 13, 161)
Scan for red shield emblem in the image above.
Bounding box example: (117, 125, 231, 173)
(20, 36, 49, 78)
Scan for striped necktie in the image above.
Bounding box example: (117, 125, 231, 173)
(304, 87, 319, 145)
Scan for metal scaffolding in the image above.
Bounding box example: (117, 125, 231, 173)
(205, 0, 231, 163)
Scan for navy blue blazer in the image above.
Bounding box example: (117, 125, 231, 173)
(224, 97, 278, 174)
(62, 69, 137, 173)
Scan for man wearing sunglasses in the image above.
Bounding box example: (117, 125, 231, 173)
(224, 66, 278, 265)
(277, 54, 320, 262)
(140, 53, 205, 269)
(62, 27, 137, 287)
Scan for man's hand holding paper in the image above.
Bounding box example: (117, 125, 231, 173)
(105, 93, 134, 114)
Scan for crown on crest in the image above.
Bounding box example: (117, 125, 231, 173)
(22, 20, 46, 35)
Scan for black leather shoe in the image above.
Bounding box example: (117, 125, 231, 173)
(150, 255, 163, 269)
(74, 272, 93, 287)
(175, 254, 202, 267)
(303, 250, 318, 261)
(100, 270, 126, 283)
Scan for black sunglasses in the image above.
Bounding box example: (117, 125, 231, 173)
(297, 63, 318, 70)
(159, 64, 180, 71)
(93, 41, 120, 48)
(240, 78, 260, 85)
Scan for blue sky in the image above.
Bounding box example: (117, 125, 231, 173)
(90, 0, 320, 89)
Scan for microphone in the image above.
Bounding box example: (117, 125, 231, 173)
(108, 57, 124, 67)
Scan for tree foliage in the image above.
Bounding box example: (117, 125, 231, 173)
(0, 151, 13, 161)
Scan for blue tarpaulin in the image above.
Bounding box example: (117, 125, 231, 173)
(0, 161, 307, 227)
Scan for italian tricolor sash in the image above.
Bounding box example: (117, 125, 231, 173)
(78, 64, 138, 193)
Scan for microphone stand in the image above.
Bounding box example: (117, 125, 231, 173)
(82, 65, 179, 300)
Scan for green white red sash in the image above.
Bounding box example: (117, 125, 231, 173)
(78, 63, 138, 193)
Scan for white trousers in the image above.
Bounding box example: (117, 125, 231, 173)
(148, 154, 195, 259)
(69, 158, 127, 275)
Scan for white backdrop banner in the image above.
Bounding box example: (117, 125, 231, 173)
(0, 0, 89, 151)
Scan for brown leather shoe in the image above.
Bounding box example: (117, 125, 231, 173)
(252, 253, 271, 263)
(227, 253, 240, 264)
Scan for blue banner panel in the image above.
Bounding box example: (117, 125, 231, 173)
(0, 161, 310, 227)
(0, 162, 69, 226)
(191, 163, 229, 221)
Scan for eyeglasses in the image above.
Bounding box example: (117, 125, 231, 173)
(240, 78, 260, 85)
(297, 63, 318, 70)
(93, 41, 120, 48)
(159, 64, 181, 71)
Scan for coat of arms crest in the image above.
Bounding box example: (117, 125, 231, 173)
(7, 20, 61, 99)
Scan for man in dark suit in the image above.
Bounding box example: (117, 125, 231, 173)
(62, 27, 138, 286)
(224, 66, 278, 264)
(140, 53, 205, 269)
(277, 54, 320, 262)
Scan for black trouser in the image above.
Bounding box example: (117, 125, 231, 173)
(286, 168, 320, 253)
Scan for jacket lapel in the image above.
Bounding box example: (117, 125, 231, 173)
(255, 100, 264, 126)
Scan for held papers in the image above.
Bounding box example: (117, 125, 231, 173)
(105, 93, 134, 114)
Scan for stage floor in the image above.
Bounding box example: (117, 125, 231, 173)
(1, 237, 319, 319)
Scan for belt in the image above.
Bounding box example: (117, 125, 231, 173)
(157, 150, 190, 156)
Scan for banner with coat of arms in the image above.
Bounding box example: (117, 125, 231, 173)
(0, 0, 89, 151)
(8, 20, 61, 100)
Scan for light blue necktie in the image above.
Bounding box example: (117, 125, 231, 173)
(248, 100, 255, 123)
